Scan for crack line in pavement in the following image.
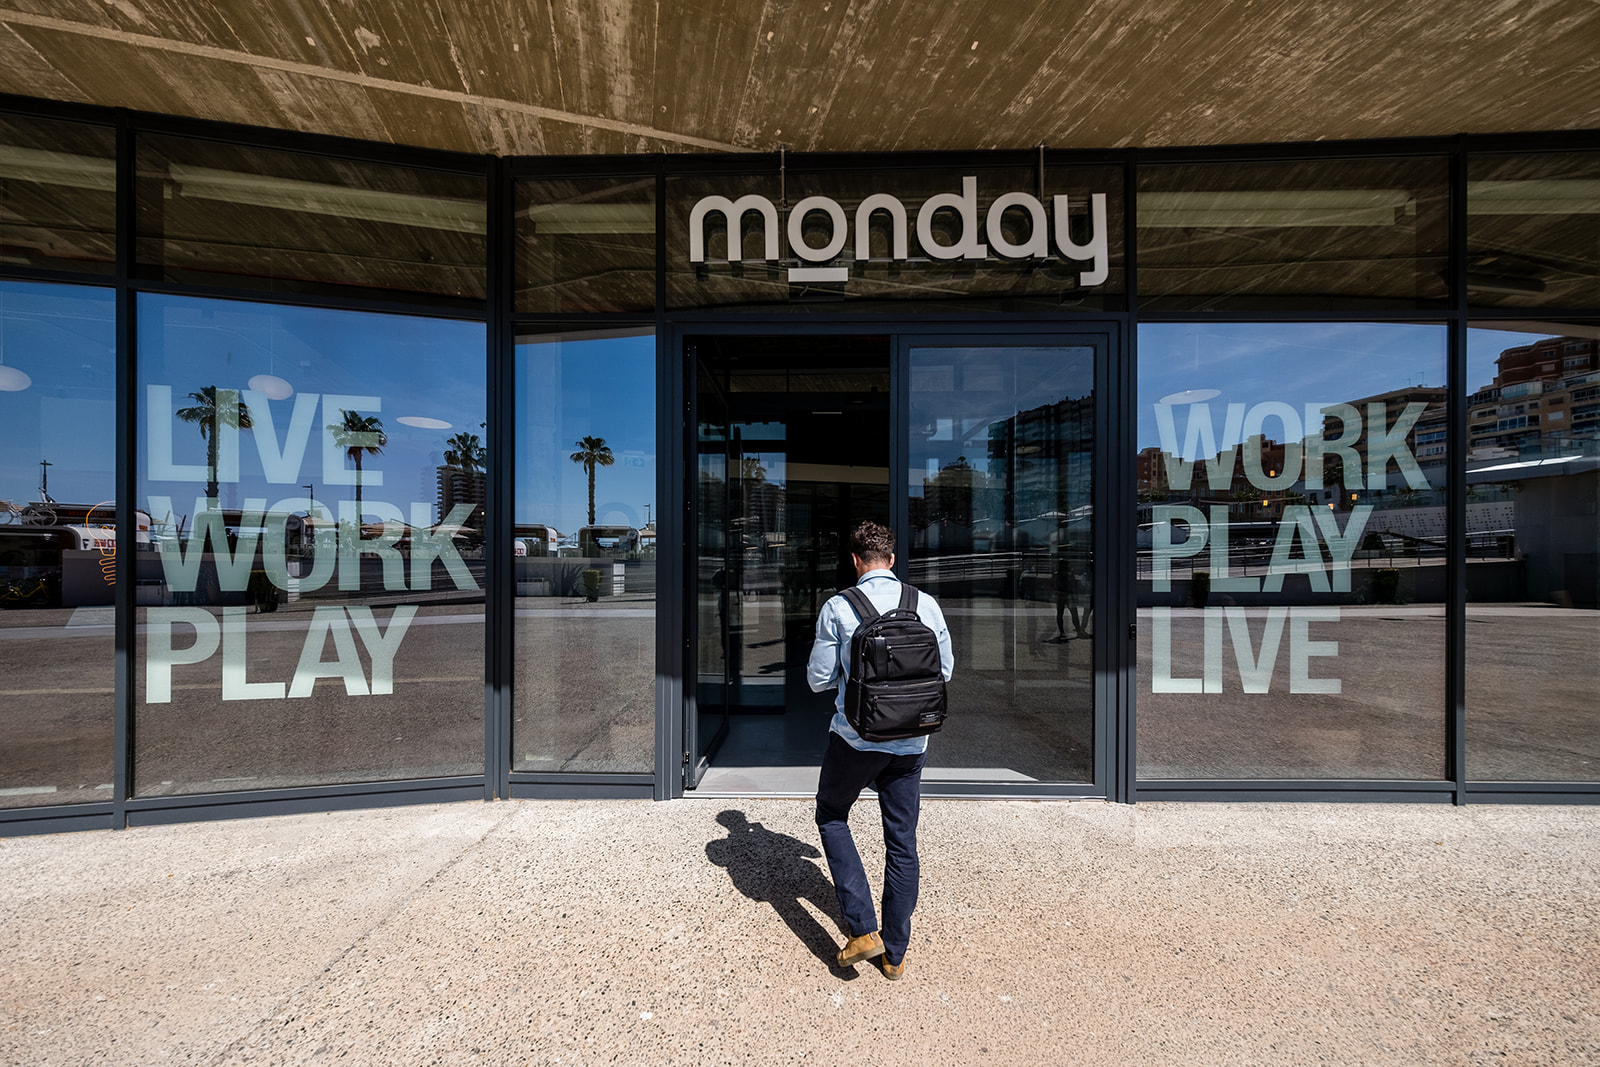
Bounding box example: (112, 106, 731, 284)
(200, 804, 521, 1065)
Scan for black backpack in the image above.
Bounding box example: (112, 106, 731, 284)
(839, 583, 948, 743)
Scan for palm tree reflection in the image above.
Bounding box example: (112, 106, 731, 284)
(569, 435, 614, 525)
(327, 408, 387, 525)
(444, 431, 486, 473)
(175, 386, 253, 502)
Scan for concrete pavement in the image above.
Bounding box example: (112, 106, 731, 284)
(2, 797, 1597, 1065)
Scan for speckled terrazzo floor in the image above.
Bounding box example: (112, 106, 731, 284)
(2, 799, 1597, 1066)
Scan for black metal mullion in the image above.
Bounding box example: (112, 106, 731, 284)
(672, 328, 696, 796)
(655, 163, 683, 800)
(112, 113, 136, 829)
(124, 779, 487, 826)
(890, 341, 909, 583)
(1097, 320, 1129, 805)
(1448, 136, 1471, 806)
(486, 156, 513, 801)
(0, 265, 116, 287)
(1120, 147, 1140, 804)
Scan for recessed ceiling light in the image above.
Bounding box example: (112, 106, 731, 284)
(247, 373, 294, 399)
(397, 415, 452, 429)
(1157, 388, 1220, 405)
(0, 365, 31, 391)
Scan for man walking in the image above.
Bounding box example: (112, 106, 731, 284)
(806, 519, 954, 980)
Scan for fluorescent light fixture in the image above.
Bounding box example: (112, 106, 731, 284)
(0, 148, 491, 234)
(0, 146, 115, 191)
(1468, 180, 1600, 215)
(397, 415, 452, 429)
(790, 266, 849, 282)
(166, 164, 486, 235)
(525, 203, 656, 234)
(1471, 455, 1585, 474)
(1139, 190, 1414, 228)
(247, 373, 293, 399)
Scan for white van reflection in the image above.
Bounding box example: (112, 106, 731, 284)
(514, 524, 650, 599)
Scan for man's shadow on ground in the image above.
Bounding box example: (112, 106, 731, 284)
(705, 809, 859, 978)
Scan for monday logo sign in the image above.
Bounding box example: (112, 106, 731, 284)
(685, 174, 1110, 288)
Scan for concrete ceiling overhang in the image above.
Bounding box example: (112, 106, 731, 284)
(1, 1, 1597, 158)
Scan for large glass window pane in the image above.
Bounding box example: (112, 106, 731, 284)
(516, 175, 656, 313)
(0, 114, 116, 275)
(1466, 323, 1600, 781)
(1137, 157, 1450, 311)
(135, 295, 485, 795)
(908, 344, 1096, 784)
(513, 329, 655, 774)
(136, 136, 487, 306)
(1136, 323, 1448, 780)
(667, 164, 1124, 313)
(1468, 152, 1600, 308)
(0, 281, 117, 808)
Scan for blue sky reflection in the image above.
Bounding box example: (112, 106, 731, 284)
(0, 281, 116, 508)
(137, 294, 485, 527)
(516, 332, 656, 535)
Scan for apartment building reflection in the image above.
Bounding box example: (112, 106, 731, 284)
(1135, 336, 1600, 606)
(1467, 334, 1600, 607)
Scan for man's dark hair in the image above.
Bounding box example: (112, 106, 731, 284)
(849, 519, 894, 565)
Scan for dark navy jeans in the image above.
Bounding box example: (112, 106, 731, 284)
(814, 730, 926, 965)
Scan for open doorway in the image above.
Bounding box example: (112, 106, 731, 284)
(690, 334, 891, 793)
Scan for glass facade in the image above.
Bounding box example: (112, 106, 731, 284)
(136, 135, 488, 306)
(134, 295, 486, 794)
(1137, 157, 1450, 311)
(1464, 323, 1599, 781)
(2, 99, 1598, 828)
(0, 281, 117, 809)
(516, 177, 657, 313)
(513, 329, 657, 773)
(1136, 323, 1449, 780)
(0, 114, 116, 275)
(1467, 153, 1600, 308)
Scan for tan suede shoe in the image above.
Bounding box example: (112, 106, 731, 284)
(836, 931, 885, 967)
(878, 956, 905, 981)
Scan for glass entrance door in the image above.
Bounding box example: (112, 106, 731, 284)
(687, 335, 891, 790)
(684, 330, 1113, 798)
(904, 338, 1105, 789)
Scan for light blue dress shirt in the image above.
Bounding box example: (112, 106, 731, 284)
(805, 568, 955, 754)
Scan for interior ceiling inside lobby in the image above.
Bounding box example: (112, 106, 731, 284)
(1, 1, 1597, 157)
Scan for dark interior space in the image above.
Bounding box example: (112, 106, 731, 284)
(692, 335, 892, 777)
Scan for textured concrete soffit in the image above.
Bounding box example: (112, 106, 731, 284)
(0, 6, 741, 153)
(0, 2, 1598, 155)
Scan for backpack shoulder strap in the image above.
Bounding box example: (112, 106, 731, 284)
(896, 583, 918, 614)
(839, 585, 879, 624)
